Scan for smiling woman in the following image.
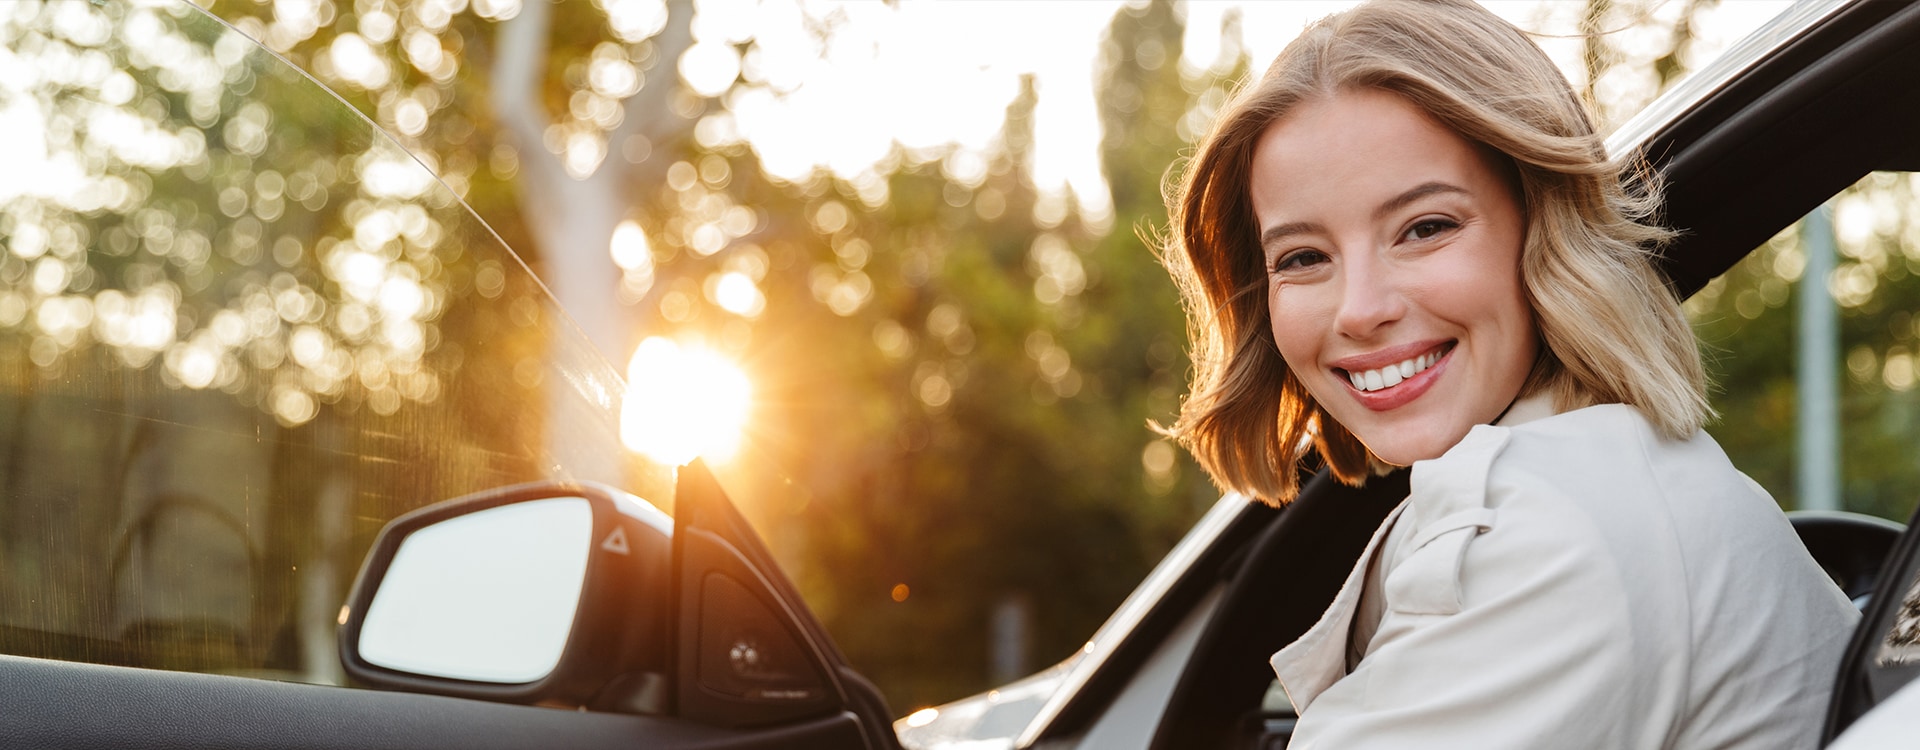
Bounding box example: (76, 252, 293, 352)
(1165, 2, 1711, 501)
(1158, 0, 1858, 747)
(1251, 88, 1535, 465)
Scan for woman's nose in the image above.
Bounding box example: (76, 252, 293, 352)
(1334, 254, 1406, 338)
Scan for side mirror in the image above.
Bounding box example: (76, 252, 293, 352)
(335, 466, 872, 734)
(358, 496, 593, 683)
(338, 481, 674, 712)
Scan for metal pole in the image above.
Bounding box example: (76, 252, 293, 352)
(1797, 204, 1841, 511)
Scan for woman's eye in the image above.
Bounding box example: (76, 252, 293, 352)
(1403, 219, 1458, 241)
(1271, 250, 1329, 274)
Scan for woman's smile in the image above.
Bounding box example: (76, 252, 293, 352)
(1335, 341, 1455, 409)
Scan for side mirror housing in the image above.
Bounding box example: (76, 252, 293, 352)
(338, 481, 674, 712)
(669, 461, 843, 727)
(337, 467, 879, 735)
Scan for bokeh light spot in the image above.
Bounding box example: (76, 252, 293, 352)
(609, 220, 652, 271)
(711, 271, 762, 317)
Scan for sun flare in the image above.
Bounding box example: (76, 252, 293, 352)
(620, 336, 751, 466)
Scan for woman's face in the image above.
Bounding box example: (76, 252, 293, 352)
(1249, 88, 1536, 465)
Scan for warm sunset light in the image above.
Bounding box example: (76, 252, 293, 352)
(2, 0, 1822, 726)
(620, 336, 751, 466)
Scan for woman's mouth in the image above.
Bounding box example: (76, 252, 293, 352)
(1333, 342, 1454, 412)
(1336, 342, 1455, 394)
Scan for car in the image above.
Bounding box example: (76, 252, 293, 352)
(901, 1, 1920, 746)
(1, 0, 1918, 748)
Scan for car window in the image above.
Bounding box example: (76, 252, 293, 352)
(1689, 170, 1920, 524)
(0, 0, 670, 686)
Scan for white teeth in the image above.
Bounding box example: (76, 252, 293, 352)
(1346, 349, 1444, 393)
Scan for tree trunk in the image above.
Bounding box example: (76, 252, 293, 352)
(491, 0, 698, 485)
(491, 0, 695, 364)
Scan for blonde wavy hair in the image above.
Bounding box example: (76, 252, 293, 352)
(1161, 0, 1711, 505)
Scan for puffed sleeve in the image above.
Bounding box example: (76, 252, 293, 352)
(1285, 425, 1691, 750)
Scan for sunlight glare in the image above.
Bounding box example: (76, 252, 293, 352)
(0, 97, 56, 205)
(904, 708, 939, 729)
(621, 336, 751, 465)
(721, 1, 1790, 232)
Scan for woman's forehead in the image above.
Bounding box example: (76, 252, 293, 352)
(1248, 89, 1502, 224)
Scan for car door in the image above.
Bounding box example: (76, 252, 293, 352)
(0, 1, 895, 747)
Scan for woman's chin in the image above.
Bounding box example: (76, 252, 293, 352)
(1356, 430, 1466, 467)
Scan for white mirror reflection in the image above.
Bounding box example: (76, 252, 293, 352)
(358, 497, 594, 684)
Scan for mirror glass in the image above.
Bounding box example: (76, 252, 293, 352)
(358, 497, 594, 683)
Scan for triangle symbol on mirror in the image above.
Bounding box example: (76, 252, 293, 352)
(602, 527, 630, 556)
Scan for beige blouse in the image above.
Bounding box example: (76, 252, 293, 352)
(1275, 396, 1859, 749)
(1344, 394, 1562, 671)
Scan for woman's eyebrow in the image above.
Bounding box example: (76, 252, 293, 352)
(1374, 181, 1469, 220)
(1260, 220, 1325, 249)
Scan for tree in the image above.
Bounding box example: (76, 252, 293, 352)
(696, 0, 1235, 711)
(1691, 175, 1920, 521)
(0, 0, 586, 682)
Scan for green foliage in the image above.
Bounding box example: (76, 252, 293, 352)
(1693, 175, 1920, 522)
(694, 0, 1230, 711)
(0, 0, 578, 681)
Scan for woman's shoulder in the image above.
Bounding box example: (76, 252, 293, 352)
(1417, 402, 1753, 506)
(1497, 402, 1767, 518)
(1402, 402, 1770, 562)
(1403, 405, 1658, 525)
(1379, 412, 1672, 638)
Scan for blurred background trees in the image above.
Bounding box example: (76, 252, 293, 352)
(197, 0, 1246, 710)
(72, 0, 1920, 712)
(0, 0, 654, 685)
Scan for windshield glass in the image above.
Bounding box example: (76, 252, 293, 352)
(0, 0, 669, 682)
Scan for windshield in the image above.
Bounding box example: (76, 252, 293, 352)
(0, 0, 669, 681)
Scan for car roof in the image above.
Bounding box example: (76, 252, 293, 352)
(1623, 0, 1920, 298)
(1607, 0, 1851, 155)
